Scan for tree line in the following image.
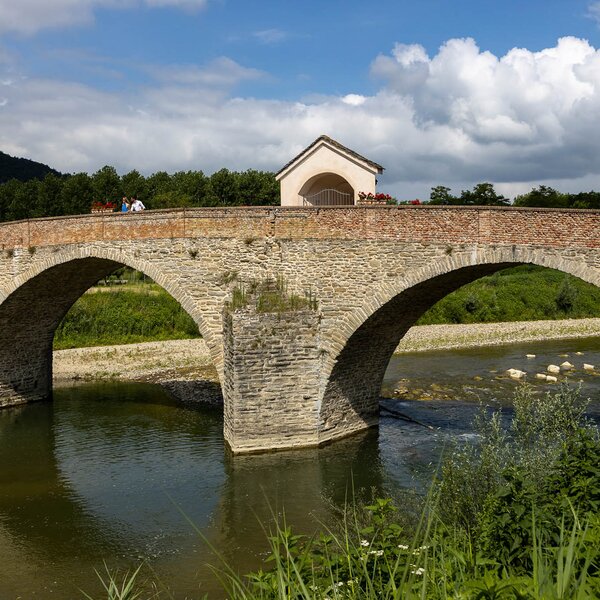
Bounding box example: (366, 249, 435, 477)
(429, 182, 600, 208)
(2, 166, 600, 223)
(0, 166, 280, 222)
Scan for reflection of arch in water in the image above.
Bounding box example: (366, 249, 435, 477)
(318, 248, 600, 445)
(0, 248, 223, 407)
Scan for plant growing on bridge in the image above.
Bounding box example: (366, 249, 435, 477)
(227, 275, 318, 313)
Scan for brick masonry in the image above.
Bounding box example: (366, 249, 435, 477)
(0, 206, 599, 452)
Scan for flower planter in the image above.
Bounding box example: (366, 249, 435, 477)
(356, 198, 388, 206)
(90, 208, 115, 214)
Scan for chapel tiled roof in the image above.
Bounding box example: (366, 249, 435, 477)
(276, 135, 384, 177)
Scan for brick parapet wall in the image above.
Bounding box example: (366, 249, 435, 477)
(1, 206, 599, 249)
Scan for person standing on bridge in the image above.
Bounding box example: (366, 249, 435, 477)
(130, 196, 145, 212)
(121, 197, 130, 212)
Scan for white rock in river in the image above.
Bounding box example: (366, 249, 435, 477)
(560, 361, 574, 370)
(546, 375, 558, 383)
(547, 364, 561, 374)
(583, 363, 595, 371)
(526, 354, 536, 358)
(507, 368, 526, 379)
(535, 373, 547, 380)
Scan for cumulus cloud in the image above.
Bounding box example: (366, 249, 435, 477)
(0, 0, 208, 34)
(341, 94, 366, 106)
(371, 37, 600, 183)
(2, 36, 600, 199)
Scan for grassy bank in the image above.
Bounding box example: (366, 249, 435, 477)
(54, 284, 200, 350)
(419, 264, 600, 324)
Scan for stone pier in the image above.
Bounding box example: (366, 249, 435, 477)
(223, 307, 323, 453)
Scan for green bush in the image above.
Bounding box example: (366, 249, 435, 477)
(418, 265, 600, 324)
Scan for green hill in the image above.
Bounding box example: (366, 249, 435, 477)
(0, 150, 61, 184)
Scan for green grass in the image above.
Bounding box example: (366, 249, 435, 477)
(54, 285, 200, 350)
(419, 265, 600, 324)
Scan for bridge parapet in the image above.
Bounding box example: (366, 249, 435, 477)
(1, 206, 599, 249)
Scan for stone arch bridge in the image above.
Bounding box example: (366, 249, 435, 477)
(1, 206, 599, 453)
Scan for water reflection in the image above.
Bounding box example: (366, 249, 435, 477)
(0, 337, 598, 598)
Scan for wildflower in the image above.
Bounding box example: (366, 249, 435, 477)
(335, 582, 344, 587)
(368, 549, 384, 557)
(411, 567, 425, 576)
(397, 544, 409, 550)
(360, 539, 369, 547)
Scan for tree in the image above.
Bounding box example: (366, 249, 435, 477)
(92, 166, 121, 205)
(5, 179, 38, 221)
(0, 179, 21, 222)
(210, 168, 239, 205)
(429, 185, 456, 205)
(145, 171, 172, 205)
(59, 173, 94, 215)
(556, 277, 578, 313)
(171, 170, 211, 206)
(121, 170, 148, 201)
(34, 173, 64, 217)
(460, 182, 509, 206)
(237, 170, 279, 206)
(567, 191, 600, 209)
(513, 185, 567, 208)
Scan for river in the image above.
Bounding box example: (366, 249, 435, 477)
(0, 337, 599, 599)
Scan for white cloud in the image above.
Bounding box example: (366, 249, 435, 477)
(2, 37, 600, 200)
(148, 57, 265, 88)
(587, 1, 600, 26)
(252, 29, 288, 45)
(0, 0, 208, 35)
(341, 94, 366, 106)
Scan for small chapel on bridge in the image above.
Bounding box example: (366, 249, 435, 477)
(276, 135, 384, 207)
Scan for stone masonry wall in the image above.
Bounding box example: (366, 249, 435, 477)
(0, 206, 599, 450)
(223, 308, 322, 453)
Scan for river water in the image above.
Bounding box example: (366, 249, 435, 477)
(0, 337, 599, 599)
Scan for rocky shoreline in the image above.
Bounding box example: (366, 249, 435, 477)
(53, 318, 600, 404)
(396, 318, 600, 353)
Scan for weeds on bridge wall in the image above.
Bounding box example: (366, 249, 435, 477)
(227, 275, 318, 313)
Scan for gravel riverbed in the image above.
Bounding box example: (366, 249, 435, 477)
(53, 318, 600, 402)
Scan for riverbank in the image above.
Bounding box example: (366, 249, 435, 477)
(396, 317, 600, 353)
(52, 318, 600, 401)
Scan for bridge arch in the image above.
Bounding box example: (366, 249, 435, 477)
(0, 247, 223, 408)
(318, 246, 600, 443)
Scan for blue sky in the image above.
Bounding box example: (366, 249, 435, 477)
(1, 0, 600, 199)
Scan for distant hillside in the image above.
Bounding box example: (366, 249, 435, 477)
(0, 150, 61, 183)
